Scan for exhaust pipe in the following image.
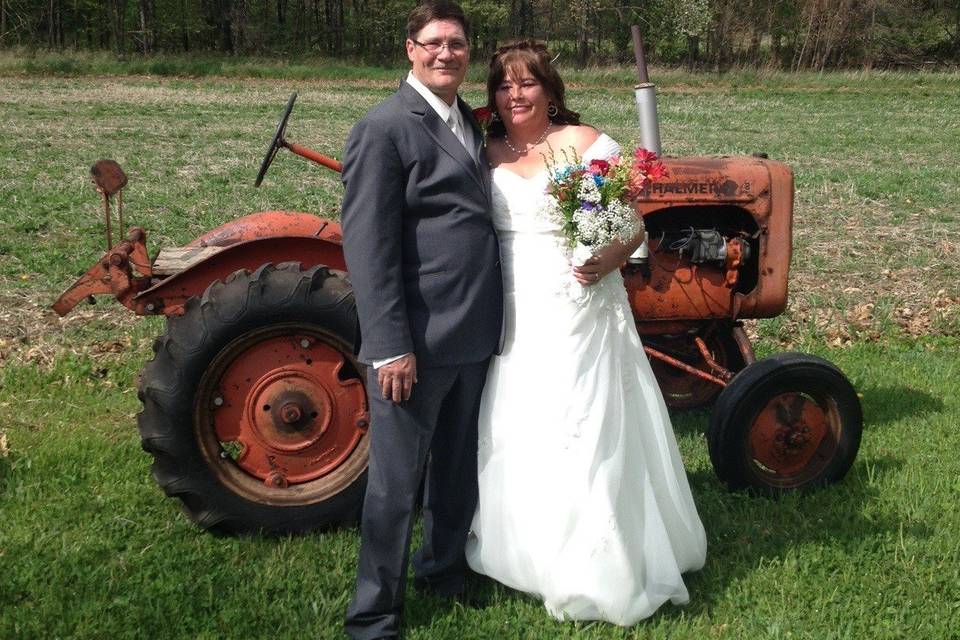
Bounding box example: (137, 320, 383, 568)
(628, 25, 660, 264)
(631, 25, 662, 156)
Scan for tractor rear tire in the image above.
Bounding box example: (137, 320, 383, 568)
(707, 352, 862, 494)
(137, 262, 368, 535)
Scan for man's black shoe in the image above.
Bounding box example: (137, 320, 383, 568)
(413, 575, 465, 600)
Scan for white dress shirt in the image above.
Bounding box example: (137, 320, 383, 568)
(404, 71, 472, 152)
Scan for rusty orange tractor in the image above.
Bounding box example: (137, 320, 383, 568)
(53, 90, 862, 535)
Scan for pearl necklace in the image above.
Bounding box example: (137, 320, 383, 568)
(504, 121, 552, 155)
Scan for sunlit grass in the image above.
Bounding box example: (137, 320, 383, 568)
(2, 338, 959, 638)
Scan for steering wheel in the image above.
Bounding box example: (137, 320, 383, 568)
(255, 92, 298, 187)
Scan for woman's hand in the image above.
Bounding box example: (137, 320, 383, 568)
(572, 241, 629, 285)
(572, 229, 645, 286)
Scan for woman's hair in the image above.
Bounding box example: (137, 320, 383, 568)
(485, 39, 581, 138)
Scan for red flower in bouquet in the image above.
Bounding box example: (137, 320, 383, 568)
(588, 159, 611, 176)
(628, 147, 668, 198)
(634, 147, 659, 163)
(645, 162, 668, 181)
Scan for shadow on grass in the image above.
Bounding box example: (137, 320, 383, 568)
(403, 456, 912, 632)
(360, 388, 938, 632)
(857, 384, 944, 428)
(668, 384, 944, 438)
(671, 453, 913, 617)
(668, 408, 711, 437)
(405, 571, 500, 630)
(0, 451, 14, 492)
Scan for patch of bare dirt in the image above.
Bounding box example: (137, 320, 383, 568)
(758, 282, 958, 349)
(0, 289, 142, 370)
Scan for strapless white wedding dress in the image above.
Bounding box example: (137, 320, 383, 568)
(464, 134, 707, 625)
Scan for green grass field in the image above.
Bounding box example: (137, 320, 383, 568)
(1, 59, 959, 638)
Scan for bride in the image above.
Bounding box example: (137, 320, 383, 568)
(464, 39, 707, 625)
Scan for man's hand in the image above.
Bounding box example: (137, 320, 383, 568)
(378, 353, 418, 403)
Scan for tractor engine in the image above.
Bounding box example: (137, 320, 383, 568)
(627, 155, 793, 328)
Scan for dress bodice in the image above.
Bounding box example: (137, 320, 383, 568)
(490, 133, 621, 234)
(490, 133, 621, 296)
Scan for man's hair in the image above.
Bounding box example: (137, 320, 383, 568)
(406, 1, 470, 40)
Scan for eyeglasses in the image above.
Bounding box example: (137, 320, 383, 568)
(412, 38, 469, 55)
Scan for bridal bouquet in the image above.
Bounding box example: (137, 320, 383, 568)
(540, 147, 666, 262)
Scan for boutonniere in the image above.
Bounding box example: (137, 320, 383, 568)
(473, 107, 493, 146)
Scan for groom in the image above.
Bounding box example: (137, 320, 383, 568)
(339, 2, 502, 638)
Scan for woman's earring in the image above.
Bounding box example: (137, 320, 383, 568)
(547, 102, 559, 118)
(491, 111, 500, 121)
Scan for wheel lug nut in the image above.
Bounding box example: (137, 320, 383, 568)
(266, 471, 288, 488)
(213, 396, 224, 407)
(300, 339, 310, 348)
(280, 402, 302, 424)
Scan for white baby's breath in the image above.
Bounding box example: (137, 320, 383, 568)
(571, 200, 641, 248)
(608, 200, 642, 243)
(577, 179, 601, 204)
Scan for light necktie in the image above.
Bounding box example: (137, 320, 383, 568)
(447, 109, 467, 149)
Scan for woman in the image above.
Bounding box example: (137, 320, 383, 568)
(464, 40, 707, 625)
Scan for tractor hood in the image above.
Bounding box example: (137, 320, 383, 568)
(638, 156, 778, 205)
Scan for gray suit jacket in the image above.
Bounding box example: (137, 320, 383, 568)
(340, 81, 503, 368)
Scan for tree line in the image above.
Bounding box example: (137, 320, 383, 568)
(3, 0, 958, 69)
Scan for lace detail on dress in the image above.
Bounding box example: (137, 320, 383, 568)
(590, 514, 620, 559)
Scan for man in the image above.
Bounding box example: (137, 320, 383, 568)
(339, 2, 502, 638)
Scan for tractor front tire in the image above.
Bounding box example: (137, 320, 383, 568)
(707, 352, 863, 494)
(137, 263, 368, 535)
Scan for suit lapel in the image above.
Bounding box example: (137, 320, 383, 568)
(399, 83, 488, 200)
(461, 100, 485, 166)
(460, 100, 492, 203)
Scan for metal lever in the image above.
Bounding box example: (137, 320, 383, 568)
(90, 159, 128, 251)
